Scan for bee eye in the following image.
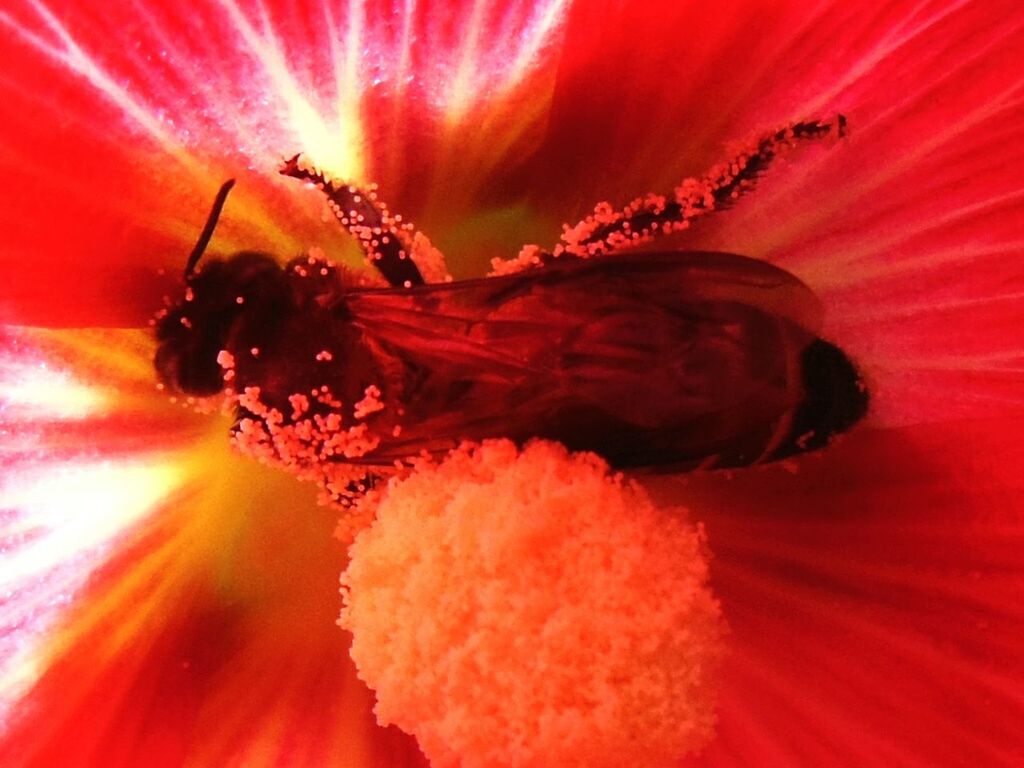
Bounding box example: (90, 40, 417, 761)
(153, 253, 291, 396)
(153, 321, 230, 396)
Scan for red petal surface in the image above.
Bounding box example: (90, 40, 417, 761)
(659, 417, 1024, 767)
(1, 1, 1022, 766)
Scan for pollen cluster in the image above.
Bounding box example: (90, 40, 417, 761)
(280, 155, 451, 285)
(221, 339, 386, 510)
(492, 116, 846, 274)
(340, 439, 725, 768)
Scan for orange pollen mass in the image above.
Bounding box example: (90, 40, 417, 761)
(340, 440, 725, 768)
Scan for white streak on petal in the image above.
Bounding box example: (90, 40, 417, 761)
(0, 459, 182, 726)
(0, 360, 104, 420)
(0, 0, 183, 155)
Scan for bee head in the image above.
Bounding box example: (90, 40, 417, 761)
(154, 252, 295, 396)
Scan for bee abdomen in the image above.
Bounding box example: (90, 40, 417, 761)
(769, 339, 869, 460)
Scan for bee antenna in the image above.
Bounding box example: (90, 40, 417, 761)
(185, 179, 236, 277)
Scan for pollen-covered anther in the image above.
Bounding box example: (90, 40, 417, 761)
(340, 440, 725, 768)
(513, 116, 847, 265)
(216, 349, 236, 370)
(232, 417, 278, 464)
(228, 382, 384, 514)
(288, 393, 310, 419)
(354, 384, 385, 419)
(237, 386, 266, 415)
(488, 243, 547, 276)
(312, 385, 343, 409)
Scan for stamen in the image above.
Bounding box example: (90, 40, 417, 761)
(280, 155, 427, 288)
(569, 116, 845, 259)
(492, 115, 846, 273)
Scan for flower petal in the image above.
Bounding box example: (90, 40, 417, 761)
(522, 0, 1024, 428)
(649, 418, 1024, 767)
(1, 1, 1022, 766)
(0, 328, 429, 766)
(0, 0, 574, 325)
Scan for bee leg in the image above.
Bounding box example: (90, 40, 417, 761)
(280, 155, 426, 288)
(553, 115, 847, 260)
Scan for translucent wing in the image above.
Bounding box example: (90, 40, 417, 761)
(343, 251, 855, 469)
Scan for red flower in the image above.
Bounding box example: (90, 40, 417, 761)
(1, 1, 1022, 766)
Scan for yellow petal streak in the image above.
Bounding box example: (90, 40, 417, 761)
(0, 336, 185, 722)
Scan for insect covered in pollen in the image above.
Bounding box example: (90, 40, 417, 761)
(154, 116, 867, 511)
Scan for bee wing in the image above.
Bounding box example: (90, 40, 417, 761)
(346, 251, 826, 468)
(347, 251, 822, 365)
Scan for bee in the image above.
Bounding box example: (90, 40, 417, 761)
(154, 116, 867, 507)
